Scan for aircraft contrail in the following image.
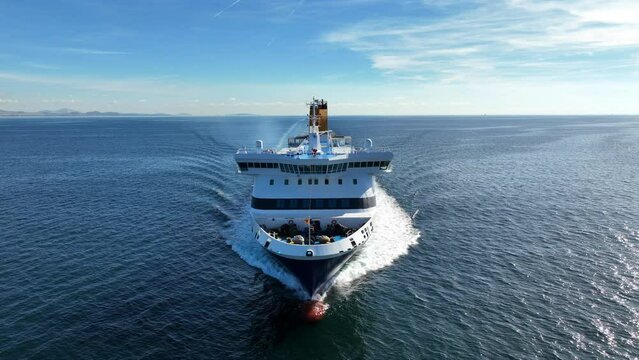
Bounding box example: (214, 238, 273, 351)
(214, 0, 241, 18)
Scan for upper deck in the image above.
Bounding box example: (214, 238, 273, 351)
(234, 98, 393, 175)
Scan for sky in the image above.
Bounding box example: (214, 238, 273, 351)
(1, 0, 639, 115)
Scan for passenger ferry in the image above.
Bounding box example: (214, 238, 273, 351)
(235, 98, 392, 298)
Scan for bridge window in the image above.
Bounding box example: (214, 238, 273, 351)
(380, 161, 390, 170)
(374, 161, 380, 167)
(368, 161, 374, 167)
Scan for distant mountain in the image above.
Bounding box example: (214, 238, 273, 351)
(0, 108, 175, 117)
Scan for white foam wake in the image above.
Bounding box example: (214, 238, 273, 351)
(225, 210, 307, 298)
(225, 186, 420, 299)
(333, 186, 420, 288)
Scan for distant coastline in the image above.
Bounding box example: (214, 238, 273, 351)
(0, 108, 184, 117)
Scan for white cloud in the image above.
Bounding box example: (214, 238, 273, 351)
(23, 61, 62, 70)
(41, 98, 79, 104)
(322, 0, 639, 83)
(65, 47, 128, 55)
(0, 71, 177, 94)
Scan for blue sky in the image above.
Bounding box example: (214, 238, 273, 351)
(1, 0, 639, 115)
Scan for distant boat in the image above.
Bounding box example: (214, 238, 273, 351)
(234, 98, 393, 298)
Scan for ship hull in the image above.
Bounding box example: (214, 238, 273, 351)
(274, 249, 359, 297)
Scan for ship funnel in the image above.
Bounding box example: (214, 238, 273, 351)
(308, 99, 328, 131)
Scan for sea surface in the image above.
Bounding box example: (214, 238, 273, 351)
(1, 115, 638, 359)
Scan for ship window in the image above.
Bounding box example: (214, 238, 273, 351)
(368, 161, 374, 167)
(269, 179, 274, 185)
(314, 179, 318, 185)
(353, 179, 358, 185)
(284, 179, 289, 185)
(374, 161, 380, 167)
(321, 165, 327, 173)
(348, 162, 354, 168)
(327, 164, 333, 173)
(298, 179, 302, 185)
(266, 163, 272, 168)
(338, 179, 343, 185)
(341, 163, 347, 171)
(247, 163, 253, 168)
(308, 179, 312, 185)
(354, 162, 361, 168)
(250, 196, 376, 210)
(238, 162, 248, 171)
(325, 178, 329, 185)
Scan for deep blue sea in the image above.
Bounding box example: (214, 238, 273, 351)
(1, 115, 639, 359)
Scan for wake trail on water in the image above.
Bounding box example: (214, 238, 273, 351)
(225, 210, 307, 298)
(333, 186, 420, 289)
